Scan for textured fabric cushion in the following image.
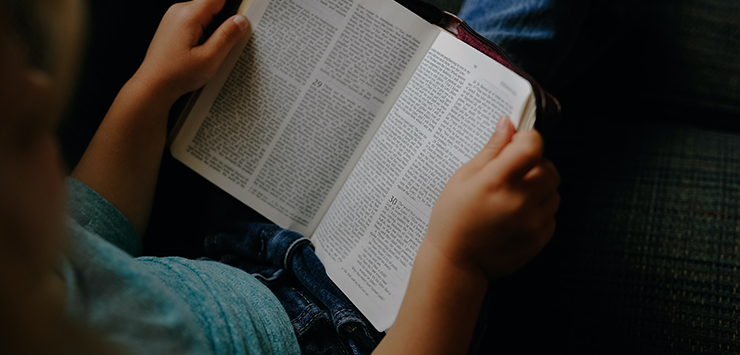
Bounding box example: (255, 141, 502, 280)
(629, 0, 740, 115)
(477, 121, 740, 354)
(557, 123, 740, 352)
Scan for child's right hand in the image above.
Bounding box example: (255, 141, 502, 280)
(375, 118, 559, 354)
(424, 116, 560, 280)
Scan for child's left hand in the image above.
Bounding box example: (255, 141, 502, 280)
(131, 0, 250, 103)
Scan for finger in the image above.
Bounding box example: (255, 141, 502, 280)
(519, 217, 556, 261)
(466, 116, 515, 172)
(185, 0, 228, 29)
(531, 159, 560, 186)
(193, 0, 228, 17)
(483, 129, 543, 183)
(197, 14, 250, 64)
(522, 159, 560, 199)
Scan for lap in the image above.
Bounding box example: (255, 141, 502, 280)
(458, 0, 625, 96)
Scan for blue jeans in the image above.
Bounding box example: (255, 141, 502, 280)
(204, 223, 385, 355)
(459, 0, 624, 97)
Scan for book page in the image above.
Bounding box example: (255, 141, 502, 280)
(312, 31, 534, 331)
(170, 0, 439, 235)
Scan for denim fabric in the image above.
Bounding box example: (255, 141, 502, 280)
(458, 0, 622, 96)
(204, 223, 385, 355)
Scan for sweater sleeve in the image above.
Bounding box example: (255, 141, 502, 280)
(65, 177, 142, 257)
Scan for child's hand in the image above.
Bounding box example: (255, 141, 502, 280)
(424, 116, 560, 280)
(72, 0, 249, 234)
(132, 0, 250, 103)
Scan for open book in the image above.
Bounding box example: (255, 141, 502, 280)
(170, 0, 537, 331)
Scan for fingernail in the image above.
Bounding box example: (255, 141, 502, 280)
(233, 14, 248, 31)
(496, 116, 508, 131)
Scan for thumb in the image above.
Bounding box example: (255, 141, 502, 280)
(198, 14, 250, 65)
(466, 116, 515, 171)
